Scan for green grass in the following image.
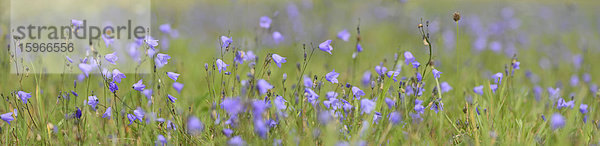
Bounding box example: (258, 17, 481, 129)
(0, 0, 600, 145)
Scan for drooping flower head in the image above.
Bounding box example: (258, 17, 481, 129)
(221, 36, 233, 48)
(172, 82, 183, 93)
(304, 76, 313, 88)
(342, 99, 354, 112)
(244, 51, 256, 62)
(271, 54, 287, 68)
(132, 79, 146, 91)
(112, 69, 126, 83)
(404, 51, 415, 65)
(556, 98, 574, 109)
(257, 79, 273, 95)
(187, 116, 204, 135)
(411, 61, 420, 69)
(75, 107, 82, 119)
(570, 75, 579, 87)
(318, 40, 333, 54)
(156, 134, 167, 146)
(159, 24, 171, 34)
(146, 47, 156, 57)
(532, 86, 543, 101)
(103, 107, 112, 119)
(573, 54, 583, 69)
(361, 71, 371, 86)
(551, 113, 565, 130)
(326, 91, 338, 99)
(1, 112, 14, 124)
(66, 56, 74, 63)
(386, 71, 399, 82)
(272, 31, 284, 44)
(373, 112, 382, 124)
(78, 63, 93, 77)
(389, 112, 402, 125)
(216, 59, 228, 73)
(323, 97, 339, 110)
(87, 96, 99, 110)
(305, 88, 319, 105)
(105, 52, 118, 64)
(432, 69, 442, 79)
(71, 19, 84, 28)
(71, 90, 78, 97)
(318, 111, 331, 124)
(583, 73, 592, 83)
(492, 72, 503, 84)
(274, 95, 287, 110)
(127, 114, 136, 125)
(259, 16, 272, 29)
(221, 97, 244, 116)
(474, 85, 484, 95)
(166, 72, 180, 81)
(385, 98, 395, 109)
(252, 100, 269, 119)
(356, 43, 363, 52)
(375, 64, 387, 76)
(167, 94, 177, 103)
(430, 101, 444, 113)
(253, 119, 268, 138)
(337, 29, 351, 42)
(133, 107, 145, 123)
(580, 104, 588, 114)
(145, 37, 159, 49)
(490, 84, 498, 93)
(441, 82, 452, 93)
(222, 129, 233, 137)
(512, 61, 520, 69)
(155, 53, 171, 68)
(414, 99, 425, 114)
(141, 90, 152, 103)
(360, 98, 376, 114)
(229, 136, 246, 146)
(547, 87, 560, 100)
(234, 51, 245, 64)
(416, 72, 423, 83)
(18, 91, 32, 104)
(352, 86, 365, 99)
(325, 70, 339, 84)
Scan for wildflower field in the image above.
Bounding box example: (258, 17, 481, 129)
(0, 0, 600, 145)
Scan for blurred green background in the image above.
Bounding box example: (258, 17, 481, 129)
(0, 0, 599, 145)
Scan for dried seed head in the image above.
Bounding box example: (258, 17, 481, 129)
(453, 12, 461, 22)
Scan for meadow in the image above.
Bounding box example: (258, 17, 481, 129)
(0, 0, 599, 145)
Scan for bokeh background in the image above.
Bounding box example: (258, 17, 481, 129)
(0, 0, 599, 145)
